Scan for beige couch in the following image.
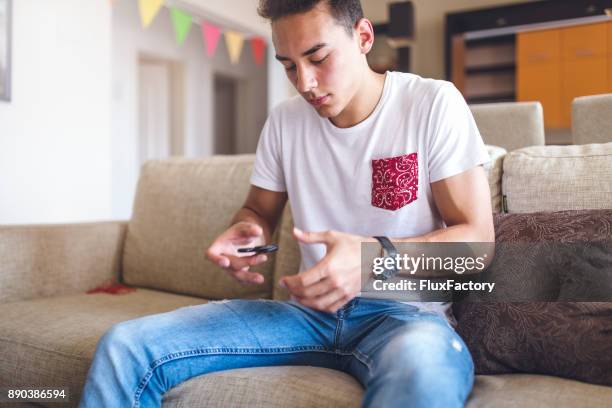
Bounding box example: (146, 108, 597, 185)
(1, 144, 612, 407)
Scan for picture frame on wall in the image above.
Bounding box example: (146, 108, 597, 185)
(0, 0, 11, 102)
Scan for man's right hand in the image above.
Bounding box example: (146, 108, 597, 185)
(205, 222, 269, 285)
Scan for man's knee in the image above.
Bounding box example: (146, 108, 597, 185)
(376, 320, 471, 376)
(96, 318, 150, 360)
(366, 320, 474, 406)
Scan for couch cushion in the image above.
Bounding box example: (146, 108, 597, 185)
(162, 369, 612, 408)
(467, 374, 612, 407)
(2, 290, 611, 407)
(454, 210, 612, 386)
(502, 143, 612, 213)
(162, 366, 362, 408)
(123, 155, 276, 300)
(0, 288, 207, 405)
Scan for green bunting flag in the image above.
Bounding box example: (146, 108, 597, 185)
(170, 7, 193, 45)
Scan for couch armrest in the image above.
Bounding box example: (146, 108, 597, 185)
(0, 221, 127, 304)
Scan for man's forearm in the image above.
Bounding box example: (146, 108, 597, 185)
(364, 223, 496, 278)
(397, 223, 495, 244)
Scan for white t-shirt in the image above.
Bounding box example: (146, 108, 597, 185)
(250, 71, 490, 318)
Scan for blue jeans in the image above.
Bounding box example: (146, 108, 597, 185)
(79, 297, 474, 407)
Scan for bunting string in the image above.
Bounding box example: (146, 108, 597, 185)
(111, 0, 267, 65)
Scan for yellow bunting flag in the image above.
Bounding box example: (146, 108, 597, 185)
(170, 7, 193, 45)
(224, 31, 245, 64)
(138, 0, 164, 28)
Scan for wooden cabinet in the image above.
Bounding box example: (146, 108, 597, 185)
(609, 22, 612, 92)
(560, 23, 609, 126)
(517, 29, 563, 128)
(517, 62, 563, 127)
(517, 21, 610, 129)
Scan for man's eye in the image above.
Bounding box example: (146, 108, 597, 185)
(311, 55, 329, 65)
(285, 64, 296, 72)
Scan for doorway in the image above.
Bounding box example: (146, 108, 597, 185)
(213, 74, 242, 155)
(138, 55, 184, 164)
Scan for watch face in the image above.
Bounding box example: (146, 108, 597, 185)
(373, 260, 396, 281)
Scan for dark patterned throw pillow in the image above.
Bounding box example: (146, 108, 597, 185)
(453, 210, 612, 386)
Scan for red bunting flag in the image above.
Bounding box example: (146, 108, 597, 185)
(250, 37, 267, 65)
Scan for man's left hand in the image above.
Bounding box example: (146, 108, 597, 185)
(280, 228, 368, 313)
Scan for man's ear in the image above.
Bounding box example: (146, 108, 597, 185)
(354, 18, 374, 54)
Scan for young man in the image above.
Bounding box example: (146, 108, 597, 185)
(80, 1, 493, 407)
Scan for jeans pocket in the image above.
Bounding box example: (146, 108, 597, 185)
(371, 152, 418, 211)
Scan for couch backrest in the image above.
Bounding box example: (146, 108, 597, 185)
(502, 142, 612, 213)
(470, 101, 545, 152)
(120, 147, 506, 300)
(572, 94, 612, 145)
(273, 205, 299, 300)
(486, 145, 506, 214)
(122, 155, 277, 300)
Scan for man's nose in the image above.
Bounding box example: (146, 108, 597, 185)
(296, 65, 317, 94)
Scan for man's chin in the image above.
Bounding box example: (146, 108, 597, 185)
(313, 104, 340, 118)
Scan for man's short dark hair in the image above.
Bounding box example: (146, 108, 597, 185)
(257, 0, 364, 36)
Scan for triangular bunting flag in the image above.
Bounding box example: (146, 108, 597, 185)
(138, 0, 164, 28)
(201, 22, 221, 57)
(250, 37, 267, 65)
(224, 31, 245, 64)
(170, 7, 193, 45)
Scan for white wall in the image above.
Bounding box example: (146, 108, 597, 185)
(182, 0, 269, 36)
(362, 0, 538, 80)
(0, 0, 300, 225)
(0, 0, 112, 225)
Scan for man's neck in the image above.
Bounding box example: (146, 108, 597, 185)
(329, 69, 387, 129)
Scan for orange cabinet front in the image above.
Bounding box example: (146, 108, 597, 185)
(517, 29, 562, 128)
(517, 22, 610, 129)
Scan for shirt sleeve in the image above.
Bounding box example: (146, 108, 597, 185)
(250, 110, 287, 192)
(427, 83, 491, 183)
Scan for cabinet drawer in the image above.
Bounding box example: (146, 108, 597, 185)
(517, 29, 561, 64)
(561, 22, 607, 61)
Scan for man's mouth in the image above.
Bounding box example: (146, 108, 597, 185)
(307, 94, 330, 107)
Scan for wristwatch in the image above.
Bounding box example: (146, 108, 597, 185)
(373, 236, 398, 280)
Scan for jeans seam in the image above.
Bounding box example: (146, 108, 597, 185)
(333, 317, 344, 352)
(132, 346, 330, 407)
(351, 348, 373, 373)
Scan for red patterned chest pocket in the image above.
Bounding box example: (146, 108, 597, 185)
(371, 153, 418, 211)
